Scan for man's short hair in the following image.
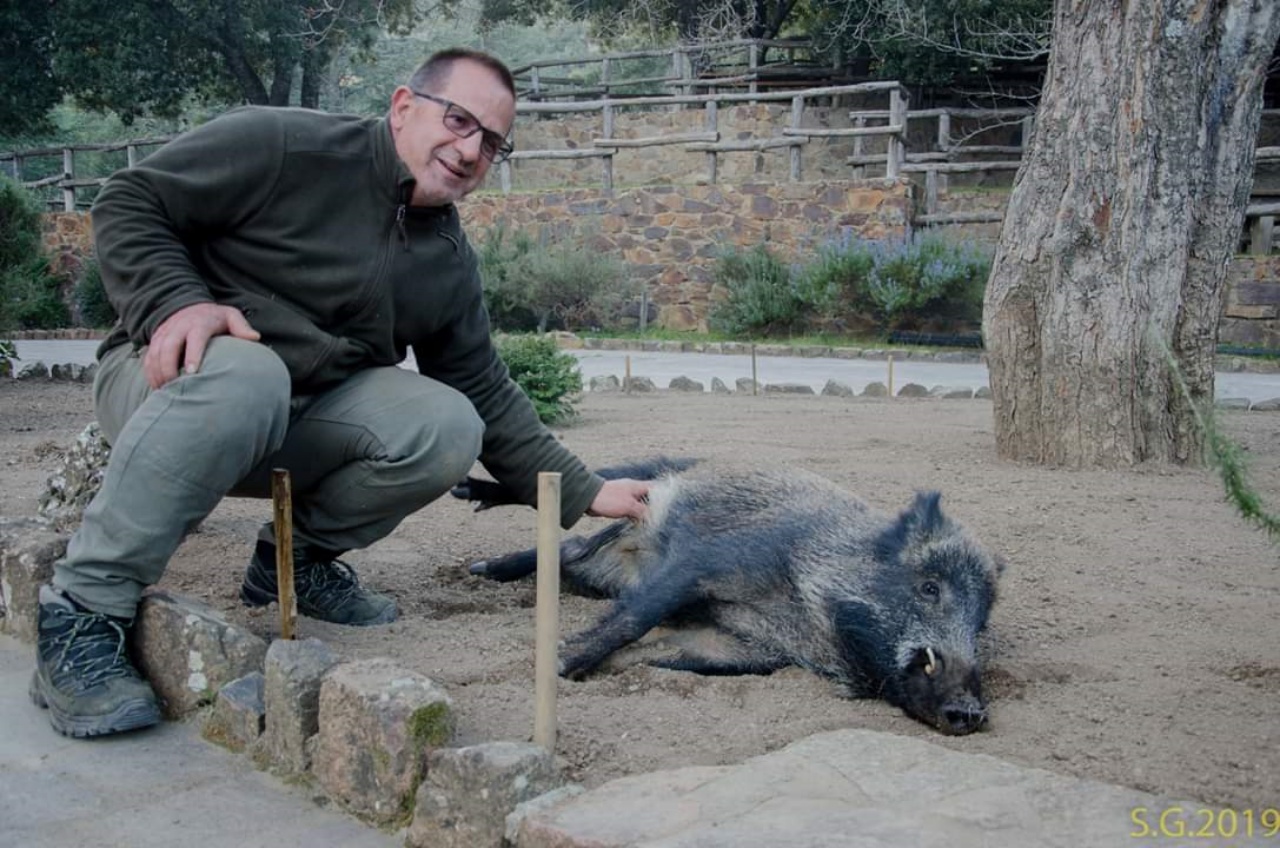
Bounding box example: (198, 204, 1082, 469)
(409, 48, 516, 100)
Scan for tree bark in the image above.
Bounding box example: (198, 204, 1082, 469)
(983, 0, 1280, 467)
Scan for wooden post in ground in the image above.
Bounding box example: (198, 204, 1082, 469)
(271, 469, 297, 640)
(887, 355, 895, 398)
(533, 472, 561, 752)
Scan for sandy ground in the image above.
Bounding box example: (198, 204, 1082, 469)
(3, 378, 1279, 811)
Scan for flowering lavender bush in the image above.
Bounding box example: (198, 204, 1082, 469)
(801, 230, 991, 332)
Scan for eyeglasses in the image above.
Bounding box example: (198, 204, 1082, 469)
(411, 90, 514, 164)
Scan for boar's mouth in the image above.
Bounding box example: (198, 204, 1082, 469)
(902, 646, 989, 736)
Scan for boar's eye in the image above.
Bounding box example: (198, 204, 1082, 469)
(918, 580, 941, 601)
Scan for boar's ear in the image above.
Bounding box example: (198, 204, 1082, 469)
(876, 491, 948, 562)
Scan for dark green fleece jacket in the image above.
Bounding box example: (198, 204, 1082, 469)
(90, 105, 603, 526)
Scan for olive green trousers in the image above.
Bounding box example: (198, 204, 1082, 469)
(54, 338, 484, 618)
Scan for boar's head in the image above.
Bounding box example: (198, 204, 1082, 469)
(833, 491, 1002, 735)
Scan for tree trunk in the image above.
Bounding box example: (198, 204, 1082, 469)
(983, 0, 1280, 467)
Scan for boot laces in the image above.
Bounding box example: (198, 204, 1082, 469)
(47, 609, 135, 691)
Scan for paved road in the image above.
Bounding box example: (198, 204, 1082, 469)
(13, 338, 1280, 403)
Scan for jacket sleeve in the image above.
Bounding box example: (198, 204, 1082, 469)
(412, 244, 604, 528)
(91, 107, 285, 344)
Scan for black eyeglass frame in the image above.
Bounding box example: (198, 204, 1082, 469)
(410, 90, 515, 164)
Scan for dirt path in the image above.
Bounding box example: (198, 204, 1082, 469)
(3, 379, 1278, 809)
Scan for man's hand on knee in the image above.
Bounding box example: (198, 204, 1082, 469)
(144, 303, 261, 389)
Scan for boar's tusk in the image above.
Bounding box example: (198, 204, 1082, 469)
(924, 647, 937, 676)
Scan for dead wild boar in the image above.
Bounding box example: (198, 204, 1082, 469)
(460, 461, 1003, 735)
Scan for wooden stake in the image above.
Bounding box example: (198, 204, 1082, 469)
(533, 472, 561, 752)
(751, 344, 758, 395)
(887, 354, 895, 398)
(624, 354, 632, 393)
(271, 469, 297, 641)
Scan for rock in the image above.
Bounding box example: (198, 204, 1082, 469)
(0, 525, 66, 642)
(406, 741, 563, 848)
(1249, 396, 1280, 411)
(204, 671, 266, 752)
(312, 657, 455, 826)
(588, 375, 621, 392)
(735, 377, 760, 394)
(258, 637, 339, 774)
(975, 386, 993, 399)
(710, 377, 732, 394)
(16, 362, 49, 380)
(896, 383, 929, 398)
(133, 589, 269, 719)
(821, 380, 854, 397)
(39, 422, 111, 530)
(668, 376, 704, 392)
(860, 382, 889, 398)
(624, 376, 656, 393)
(764, 382, 815, 395)
(1214, 397, 1252, 410)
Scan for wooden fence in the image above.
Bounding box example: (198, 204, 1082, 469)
(3, 92, 1277, 254)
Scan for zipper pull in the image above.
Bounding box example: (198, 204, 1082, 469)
(395, 204, 408, 250)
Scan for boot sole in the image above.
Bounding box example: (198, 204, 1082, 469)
(240, 575, 398, 627)
(29, 670, 161, 738)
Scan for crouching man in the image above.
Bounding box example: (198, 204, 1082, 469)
(31, 47, 649, 738)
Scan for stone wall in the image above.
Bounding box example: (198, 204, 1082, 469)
(461, 180, 912, 329)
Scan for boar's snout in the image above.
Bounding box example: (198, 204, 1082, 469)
(899, 646, 989, 735)
(938, 693, 988, 735)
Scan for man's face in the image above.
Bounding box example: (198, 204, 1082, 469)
(389, 59, 515, 207)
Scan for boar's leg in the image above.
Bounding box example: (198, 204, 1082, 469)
(469, 521, 632, 585)
(560, 568, 708, 680)
(646, 627, 789, 676)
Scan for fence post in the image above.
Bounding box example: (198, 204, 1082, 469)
(748, 41, 759, 103)
(531, 66, 542, 99)
(936, 109, 950, 194)
(887, 87, 905, 180)
(789, 94, 804, 182)
(500, 159, 512, 194)
(851, 115, 866, 179)
(126, 144, 138, 169)
(62, 147, 76, 212)
(1251, 215, 1275, 255)
(705, 99, 719, 184)
(602, 102, 614, 191)
(9, 156, 20, 182)
(600, 56, 610, 95)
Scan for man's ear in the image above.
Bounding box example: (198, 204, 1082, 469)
(388, 86, 416, 132)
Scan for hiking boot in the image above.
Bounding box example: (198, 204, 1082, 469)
(29, 585, 161, 738)
(240, 540, 398, 626)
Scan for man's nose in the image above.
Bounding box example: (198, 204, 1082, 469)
(456, 132, 485, 163)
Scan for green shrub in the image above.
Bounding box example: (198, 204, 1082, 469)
(477, 225, 636, 333)
(0, 174, 70, 331)
(861, 232, 990, 330)
(478, 222, 540, 331)
(74, 259, 117, 328)
(0, 339, 17, 377)
(708, 245, 805, 336)
(495, 333, 583, 425)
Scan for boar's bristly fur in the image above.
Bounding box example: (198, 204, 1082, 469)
(466, 461, 1003, 735)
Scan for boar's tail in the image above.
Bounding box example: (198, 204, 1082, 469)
(451, 456, 697, 512)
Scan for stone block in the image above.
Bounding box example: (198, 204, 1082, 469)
(312, 657, 455, 826)
(710, 377, 732, 394)
(39, 422, 110, 530)
(764, 382, 814, 395)
(667, 376, 704, 392)
(133, 589, 268, 719)
(588, 375, 620, 392)
(0, 524, 66, 642)
(735, 377, 759, 393)
(623, 376, 656, 393)
(897, 383, 930, 398)
(405, 742, 563, 848)
(505, 785, 587, 846)
(259, 637, 338, 774)
(204, 671, 266, 752)
(820, 380, 854, 397)
(860, 381, 889, 398)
